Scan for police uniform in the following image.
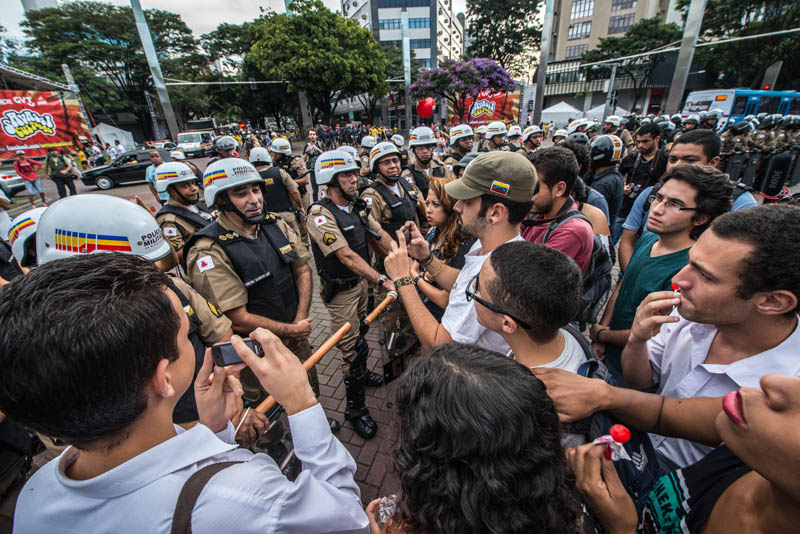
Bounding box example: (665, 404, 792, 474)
(254, 164, 304, 237)
(156, 199, 215, 253)
(166, 274, 232, 423)
(400, 158, 449, 201)
(277, 155, 311, 246)
(184, 211, 318, 402)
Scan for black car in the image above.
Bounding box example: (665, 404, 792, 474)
(80, 149, 171, 190)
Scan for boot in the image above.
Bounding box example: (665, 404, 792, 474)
(354, 334, 384, 387)
(344, 372, 377, 439)
(365, 369, 384, 387)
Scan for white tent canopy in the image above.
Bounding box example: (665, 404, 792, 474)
(584, 104, 630, 122)
(91, 122, 135, 151)
(540, 102, 582, 126)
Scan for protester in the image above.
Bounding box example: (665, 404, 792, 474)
(383, 151, 535, 353)
(13, 151, 46, 209)
(0, 253, 369, 533)
(365, 344, 583, 534)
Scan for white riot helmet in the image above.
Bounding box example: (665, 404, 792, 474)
(8, 207, 46, 267)
(36, 195, 172, 265)
(567, 119, 589, 135)
(391, 134, 404, 147)
(249, 146, 272, 164)
(485, 121, 507, 139)
(604, 115, 622, 128)
(314, 150, 360, 186)
(202, 158, 264, 207)
(213, 135, 237, 152)
(369, 142, 401, 173)
(408, 126, 436, 148)
(476, 125, 488, 135)
(522, 125, 542, 143)
(507, 125, 522, 139)
(553, 129, 568, 140)
(337, 145, 358, 159)
(268, 138, 292, 156)
(360, 135, 377, 149)
(685, 113, 700, 125)
(449, 124, 474, 145)
(154, 161, 198, 194)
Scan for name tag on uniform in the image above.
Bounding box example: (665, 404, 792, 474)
(279, 244, 293, 254)
(264, 178, 274, 185)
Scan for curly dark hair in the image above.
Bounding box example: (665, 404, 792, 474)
(394, 344, 583, 534)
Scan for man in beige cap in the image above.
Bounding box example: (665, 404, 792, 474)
(384, 151, 537, 353)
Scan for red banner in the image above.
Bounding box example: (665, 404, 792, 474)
(449, 89, 521, 127)
(0, 90, 91, 160)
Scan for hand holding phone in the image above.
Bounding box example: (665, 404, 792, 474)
(212, 337, 263, 367)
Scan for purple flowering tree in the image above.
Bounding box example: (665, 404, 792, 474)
(408, 58, 517, 124)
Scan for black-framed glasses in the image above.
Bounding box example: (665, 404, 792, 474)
(648, 193, 698, 212)
(465, 273, 532, 330)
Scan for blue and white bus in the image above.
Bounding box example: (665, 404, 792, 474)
(682, 88, 800, 127)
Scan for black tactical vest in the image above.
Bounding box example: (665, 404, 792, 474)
(311, 198, 373, 280)
(408, 164, 445, 199)
(364, 180, 418, 240)
(191, 218, 298, 322)
(164, 276, 206, 423)
(156, 202, 214, 230)
(0, 240, 23, 282)
(259, 167, 294, 213)
(279, 155, 300, 179)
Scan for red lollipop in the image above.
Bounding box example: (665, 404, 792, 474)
(609, 424, 631, 444)
(416, 97, 436, 118)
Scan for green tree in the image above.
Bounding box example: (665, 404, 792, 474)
(249, 0, 387, 124)
(0, 25, 19, 61)
(20, 1, 207, 137)
(675, 0, 800, 88)
(582, 18, 682, 113)
(465, 0, 541, 77)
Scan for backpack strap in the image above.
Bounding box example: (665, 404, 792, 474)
(542, 210, 592, 244)
(170, 461, 243, 534)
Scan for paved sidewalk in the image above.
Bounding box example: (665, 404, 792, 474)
(306, 265, 404, 505)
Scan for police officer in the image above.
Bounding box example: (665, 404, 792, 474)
(553, 129, 568, 144)
(442, 124, 474, 169)
(475, 125, 488, 151)
(307, 151, 396, 438)
(519, 125, 542, 159)
(35, 195, 246, 435)
(506, 125, 523, 150)
(359, 135, 377, 180)
(700, 110, 722, 130)
(567, 118, 589, 135)
(585, 121, 601, 140)
(484, 121, 511, 151)
(249, 147, 305, 238)
(603, 115, 634, 156)
(391, 134, 409, 169)
(208, 135, 238, 165)
(154, 161, 215, 263)
(183, 159, 334, 430)
(719, 120, 753, 173)
(360, 142, 423, 346)
(3, 208, 46, 280)
(401, 126, 449, 200)
(269, 138, 311, 246)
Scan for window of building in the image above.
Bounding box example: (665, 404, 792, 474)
(567, 21, 591, 40)
(410, 39, 431, 48)
(608, 13, 635, 34)
(379, 18, 402, 29)
(570, 0, 594, 19)
(409, 17, 430, 28)
(415, 58, 431, 68)
(377, 0, 430, 7)
(611, 0, 636, 11)
(565, 44, 588, 59)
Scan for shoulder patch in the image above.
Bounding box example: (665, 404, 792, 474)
(196, 255, 214, 273)
(363, 196, 373, 207)
(322, 232, 337, 246)
(313, 214, 327, 227)
(163, 226, 178, 237)
(279, 244, 293, 254)
(207, 300, 223, 318)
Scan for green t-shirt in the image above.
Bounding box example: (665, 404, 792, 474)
(605, 232, 690, 373)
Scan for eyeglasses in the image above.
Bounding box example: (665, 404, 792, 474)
(648, 193, 698, 212)
(465, 273, 532, 330)
(378, 157, 401, 166)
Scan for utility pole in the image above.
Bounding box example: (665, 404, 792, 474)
(602, 63, 618, 123)
(532, 0, 554, 125)
(665, 0, 707, 114)
(402, 11, 412, 133)
(130, 0, 179, 141)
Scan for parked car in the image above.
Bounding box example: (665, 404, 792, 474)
(0, 169, 26, 198)
(80, 149, 171, 190)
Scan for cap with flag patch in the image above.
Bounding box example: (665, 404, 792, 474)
(444, 151, 537, 203)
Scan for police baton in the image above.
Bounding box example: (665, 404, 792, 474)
(255, 322, 352, 415)
(363, 291, 398, 325)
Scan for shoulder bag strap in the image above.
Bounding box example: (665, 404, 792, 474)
(170, 461, 243, 534)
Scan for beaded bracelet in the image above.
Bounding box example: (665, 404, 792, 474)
(394, 275, 417, 288)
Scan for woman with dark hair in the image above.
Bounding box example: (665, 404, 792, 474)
(410, 177, 476, 321)
(366, 344, 584, 534)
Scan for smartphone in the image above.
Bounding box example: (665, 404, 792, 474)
(402, 226, 412, 243)
(211, 337, 263, 367)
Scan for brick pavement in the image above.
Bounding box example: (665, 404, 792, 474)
(306, 264, 404, 505)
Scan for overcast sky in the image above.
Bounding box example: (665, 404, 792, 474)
(7, 0, 467, 40)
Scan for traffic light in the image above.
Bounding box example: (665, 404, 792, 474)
(762, 84, 772, 90)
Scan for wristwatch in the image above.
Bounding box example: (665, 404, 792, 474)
(377, 274, 389, 285)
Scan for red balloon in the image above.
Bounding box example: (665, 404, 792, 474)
(417, 97, 436, 118)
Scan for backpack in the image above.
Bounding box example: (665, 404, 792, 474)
(562, 325, 664, 514)
(542, 211, 613, 327)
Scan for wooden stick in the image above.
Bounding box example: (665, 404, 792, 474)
(363, 291, 398, 325)
(255, 322, 352, 414)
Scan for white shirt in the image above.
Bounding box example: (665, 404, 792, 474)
(441, 234, 524, 354)
(648, 312, 800, 468)
(14, 404, 369, 534)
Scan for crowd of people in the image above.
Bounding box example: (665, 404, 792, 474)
(1, 112, 800, 534)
